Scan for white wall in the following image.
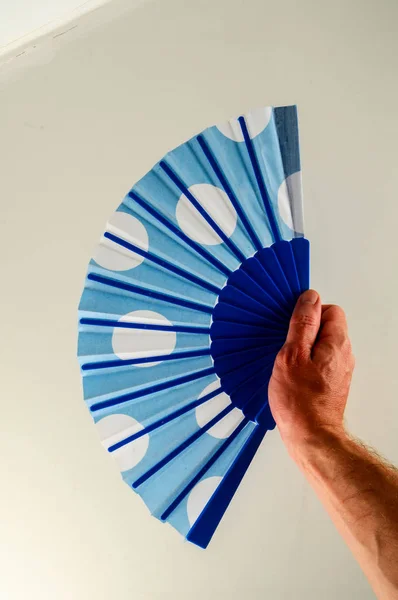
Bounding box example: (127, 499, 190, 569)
(1, 1, 398, 599)
(0, 0, 109, 52)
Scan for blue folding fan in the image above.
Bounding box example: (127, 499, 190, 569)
(77, 105, 309, 549)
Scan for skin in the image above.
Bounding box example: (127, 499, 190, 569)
(268, 289, 398, 600)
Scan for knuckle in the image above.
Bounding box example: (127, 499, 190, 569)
(313, 371, 337, 396)
(348, 351, 356, 371)
(319, 340, 336, 354)
(329, 304, 346, 320)
(313, 345, 354, 395)
(339, 337, 354, 363)
(276, 342, 307, 368)
(291, 313, 318, 328)
(336, 336, 350, 352)
(274, 346, 289, 367)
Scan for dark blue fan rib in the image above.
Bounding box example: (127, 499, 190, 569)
(82, 348, 211, 371)
(220, 365, 275, 419)
(160, 384, 274, 547)
(132, 403, 235, 488)
(245, 256, 290, 310)
(187, 422, 267, 549)
(196, 134, 263, 252)
(221, 355, 274, 395)
(160, 160, 246, 263)
(160, 367, 275, 527)
(210, 320, 286, 340)
(103, 232, 220, 295)
(161, 418, 249, 521)
(219, 285, 286, 324)
(257, 246, 294, 305)
(90, 366, 215, 412)
(255, 402, 276, 429)
(291, 238, 310, 292)
(87, 273, 213, 315)
(160, 382, 275, 527)
(129, 190, 231, 277)
(227, 271, 289, 321)
(213, 346, 281, 380)
(238, 116, 281, 243)
(272, 241, 300, 297)
(216, 290, 285, 322)
(228, 358, 273, 398)
(79, 317, 211, 335)
(228, 268, 290, 319)
(108, 385, 223, 452)
(238, 374, 273, 421)
(212, 302, 289, 332)
(211, 336, 284, 357)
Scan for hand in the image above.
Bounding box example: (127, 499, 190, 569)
(268, 290, 355, 456)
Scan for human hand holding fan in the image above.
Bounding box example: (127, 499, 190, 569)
(78, 105, 309, 548)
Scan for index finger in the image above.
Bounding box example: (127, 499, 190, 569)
(317, 304, 349, 345)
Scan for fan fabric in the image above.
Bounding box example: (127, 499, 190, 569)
(77, 105, 309, 548)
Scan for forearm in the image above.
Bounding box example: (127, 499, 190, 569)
(289, 429, 398, 599)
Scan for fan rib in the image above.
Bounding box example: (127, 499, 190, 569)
(214, 301, 288, 332)
(273, 242, 300, 297)
(159, 160, 246, 263)
(79, 317, 211, 335)
(291, 238, 310, 292)
(108, 385, 223, 452)
(221, 285, 286, 323)
(132, 403, 236, 488)
(187, 422, 266, 549)
(238, 116, 281, 244)
(227, 359, 274, 399)
(211, 340, 283, 360)
(213, 332, 285, 344)
(231, 270, 290, 318)
(257, 248, 293, 302)
(87, 273, 214, 315)
(211, 336, 284, 356)
(103, 231, 220, 295)
(196, 134, 263, 252)
(210, 320, 286, 340)
(160, 418, 249, 522)
(81, 348, 211, 371)
(214, 346, 282, 378)
(90, 366, 216, 412)
(240, 376, 272, 416)
(245, 258, 291, 310)
(128, 190, 232, 277)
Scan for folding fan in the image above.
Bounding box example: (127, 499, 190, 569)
(77, 105, 309, 549)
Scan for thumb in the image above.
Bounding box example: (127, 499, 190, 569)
(285, 289, 322, 355)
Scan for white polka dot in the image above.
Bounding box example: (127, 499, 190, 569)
(112, 310, 176, 367)
(278, 171, 304, 234)
(216, 107, 272, 142)
(93, 211, 149, 271)
(196, 381, 243, 439)
(96, 413, 149, 472)
(176, 183, 237, 245)
(187, 476, 223, 526)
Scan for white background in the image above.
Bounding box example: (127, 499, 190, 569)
(0, 0, 109, 51)
(1, 0, 398, 598)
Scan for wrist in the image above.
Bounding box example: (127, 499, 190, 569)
(284, 425, 349, 471)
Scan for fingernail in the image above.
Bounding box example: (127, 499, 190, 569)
(300, 290, 318, 305)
